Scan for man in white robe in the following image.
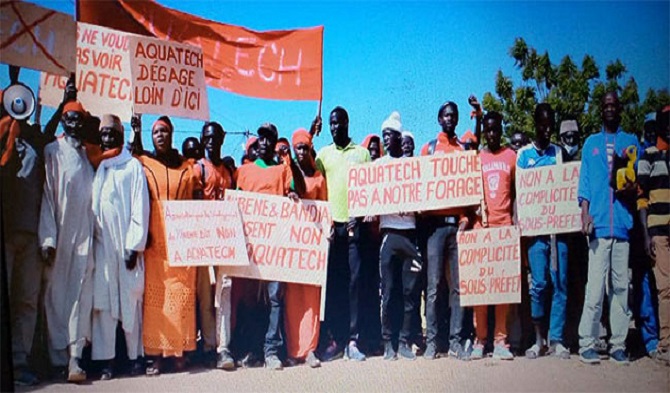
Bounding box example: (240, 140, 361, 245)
(38, 101, 94, 382)
(90, 114, 149, 380)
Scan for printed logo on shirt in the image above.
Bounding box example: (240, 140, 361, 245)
(487, 173, 500, 198)
(592, 147, 600, 156)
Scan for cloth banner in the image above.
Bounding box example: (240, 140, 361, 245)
(0, 0, 75, 76)
(129, 35, 209, 120)
(163, 200, 249, 267)
(516, 162, 582, 237)
(457, 226, 521, 307)
(77, 0, 323, 101)
(39, 22, 134, 121)
(220, 190, 331, 286)
(347, 151, 483, 217)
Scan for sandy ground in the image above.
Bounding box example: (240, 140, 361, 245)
(16, 353, 669, 393)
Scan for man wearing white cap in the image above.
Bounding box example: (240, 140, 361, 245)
(90, 114, 150, 380)
(559, 119, 581, 162)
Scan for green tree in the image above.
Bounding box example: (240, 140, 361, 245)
(484, 38, 670, 142)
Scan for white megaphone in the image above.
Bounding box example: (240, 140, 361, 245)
(2, 83, 36, 121)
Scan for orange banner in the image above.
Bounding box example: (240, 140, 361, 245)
(77, 0, 323, 101)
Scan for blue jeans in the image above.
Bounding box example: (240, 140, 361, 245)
(633, 266, 659, 353)
(528, 235, 568, 344)
(264, 281, 284, 357)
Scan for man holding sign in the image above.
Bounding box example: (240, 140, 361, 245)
(236, 123, 305, 370)
(517, 103, 570, 360)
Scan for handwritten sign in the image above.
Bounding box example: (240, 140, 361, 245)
(39, 22, 134, 121)
(129, 36, 209, 120)
(220, 190, 332, 286)
(0, 1, 75, 76)
(163, 200, 249, 267)
(516, 162, 581, 236)
(347, 151, 483, 217)
(457, 226, 521, 307)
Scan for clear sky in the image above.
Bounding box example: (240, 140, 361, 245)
(2, 0, 668, 162)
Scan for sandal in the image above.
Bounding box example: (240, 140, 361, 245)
(145, 358, 162, 376)
(525, 344, 542, 359)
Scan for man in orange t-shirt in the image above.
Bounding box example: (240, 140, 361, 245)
(236, 123, 306, 371)
(470, 111, 516, 361)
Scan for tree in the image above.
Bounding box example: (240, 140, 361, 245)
(484, 38, 670, 142)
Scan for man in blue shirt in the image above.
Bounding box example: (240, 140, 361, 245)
(578, 91, 640, 365)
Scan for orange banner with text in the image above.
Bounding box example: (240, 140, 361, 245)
(39, 23, 134, 121)
(77, 0, 323, 101)
(347, 151, 483, 217)
(162, 200, 249, 267)
(220, 190, 332, 286)
(516, 162, 582, 237)
(457, 226, 521, 307)
(0, 0, 76, 76)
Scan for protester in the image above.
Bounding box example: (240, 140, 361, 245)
(136, 116, 198, 375)
(401, 131, 415, 157)
(377, 112, 422, 361)
(236, 123, 306, 370)
(471, 111, 516, 361)
(637, 106, 670, 366)
(560, 120, 581, 162)
(420, 101, 472, 360)
(39, 100, 95, 382)
(362, 134, 384, 161)
(509, 130, 529, 152)
(284, 128, 327, 368)
(241, 136, 259, 165)
(315, 107, 371, 361)
(577, 91, 640, 365)
(182, 137, 203, 161)
(460, 130, 478, 151)
(642, 112, 657, 150)
(192, 122, 235, 370)
(90, 114, 150, 380)
(517, 103, 570, 360)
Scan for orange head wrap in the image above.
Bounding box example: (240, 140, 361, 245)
(245, 136, 258, 152)
(63, 100, 85, 114)
(292, 128, 312, 148)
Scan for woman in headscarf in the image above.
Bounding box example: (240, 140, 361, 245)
(136, 116, 197, 375)
(283, 129, 327, 368)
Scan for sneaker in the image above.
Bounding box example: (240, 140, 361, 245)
(579, 348, 600, 365)
(398, 342, 416, 360)
(383, 341, 397, 361)
(525, 344, 543, 359)
(129, 359, 144, 376)
(448, 343, 471, 361)
(13, 367, 39, 386)
(265, 354, 283, 370)
(216, 349, 235, 370)
(100, 366, 113, 381)
(306, 351, 321, 368)
(470, 343, 484, 360)
(423, 342, 438, 360)
(609, 349, 629, 365)
(344, 342, 366, 361)
(548, 343, 570, 360)
(320, 342, 344, 362)
(492, 343, 514, 360)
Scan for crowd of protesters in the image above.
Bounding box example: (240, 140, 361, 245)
(1, 67, 669, 386)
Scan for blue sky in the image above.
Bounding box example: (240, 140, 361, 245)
(2, 1, 668, 162)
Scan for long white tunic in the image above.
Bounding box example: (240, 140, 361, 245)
(91, 149, 149, 333)
(39, 136, 95, 351)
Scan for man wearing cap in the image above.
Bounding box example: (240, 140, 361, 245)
(638, 106, 670, 366)
(314, 107, 371, 362)
(39, 100, 95, 382)
(377, 112, 422, 361)
(236, 123, 306, 371)
(559, 120, 582, 162)
(90, 115, 149, 380)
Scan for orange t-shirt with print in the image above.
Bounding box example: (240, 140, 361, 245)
(480, 146, 516, 227)
(236, 158, 292, 196)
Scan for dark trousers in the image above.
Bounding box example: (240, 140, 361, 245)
(425, 224, 465, 349)
(322, 221, 364, 346)
(264, 281, 285, 357)
(380, 230, 421, 344)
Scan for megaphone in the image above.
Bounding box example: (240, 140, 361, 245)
(2, 83, 35, 121)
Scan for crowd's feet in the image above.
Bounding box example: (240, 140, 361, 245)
(216, 349, 235, 370)
(13, 366, 40, 386)
(264, 354, 283, 370)
(67, 357, 86, 383)
(306, 351, 321, 368)
(651, 349, 670, 366)
(344, 341, 366, 361)
(320, 341, 344, 362)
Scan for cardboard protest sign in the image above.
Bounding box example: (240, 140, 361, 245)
(348, 151, 483, 217)
(129, 36, 209, 120)
(0, 0, 75, 76)
(221, 190, 332, 286)
(78, 0, 324, 101)
(39, 22, 134, 121)
(457, 226, 521, 307)
(163, 200, 249, 267)
(516, 162, 581, 237)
